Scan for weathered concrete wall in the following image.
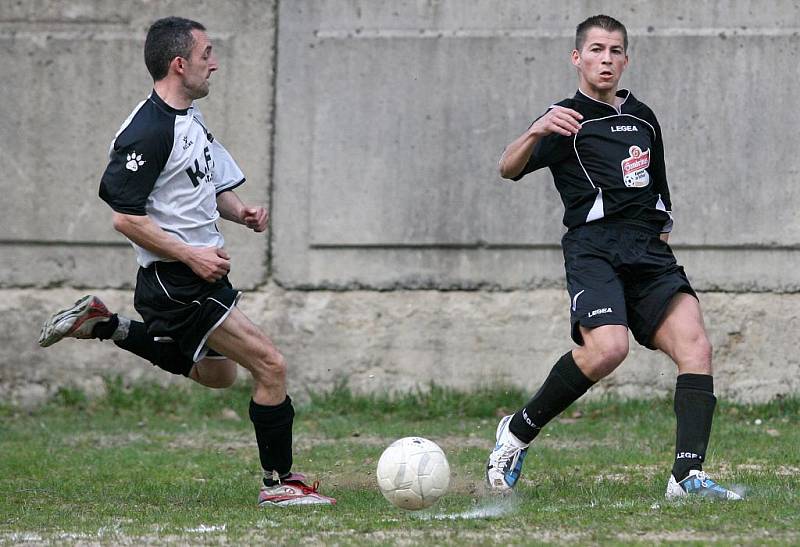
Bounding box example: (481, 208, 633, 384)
(1, 1, 798, 406)
(4, 288, 798, 407)
(0, 0, 274, 289)
(273, 0, 800, 290)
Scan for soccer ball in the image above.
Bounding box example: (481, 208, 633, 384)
(376, 436, 450, 510)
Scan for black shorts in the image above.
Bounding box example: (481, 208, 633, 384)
(134, 261, 241, 363)
(561, 221, 696, 349)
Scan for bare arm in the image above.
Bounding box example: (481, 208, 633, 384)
(111, 212, 230, 282)
(499, 106, 584, 179)
(216, 190, 269, 232)
(660, 232, 670, 243)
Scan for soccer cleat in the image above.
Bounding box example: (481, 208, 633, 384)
(486, 415, 529, 492)
(38, 295, 112, 348)
(258, 474, 337, 507)
(665, 470, 743, 500)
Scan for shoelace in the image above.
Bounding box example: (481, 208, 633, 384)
(494, 444, 521, 470)
(286, 479, 321, 495)
(694, 471, 710, 488)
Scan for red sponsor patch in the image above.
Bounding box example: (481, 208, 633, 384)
(621, 145, 650, 188)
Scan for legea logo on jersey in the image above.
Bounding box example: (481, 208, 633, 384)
(125, 152, 145, 172)
(620, 145, 650, 188)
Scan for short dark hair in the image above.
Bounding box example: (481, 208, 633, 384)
(144, 16, 206, 81)
(575, 15, 628, 52)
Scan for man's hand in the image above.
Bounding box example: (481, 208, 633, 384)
(498, 106, 584, 179)
(186, 246, 231, 282)
(242, 206, 268, 232)
(529, 105, 583, 137)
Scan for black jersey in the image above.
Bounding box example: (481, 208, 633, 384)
(99, 91, 245, 267)
(514, 89, 673, 233)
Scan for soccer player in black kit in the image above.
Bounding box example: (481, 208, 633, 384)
(485, 15, 741, 500)
(38, 17, 335, 506)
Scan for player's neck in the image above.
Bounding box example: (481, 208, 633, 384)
(580, 86, 620, 108)
(153, 80, 193, 110)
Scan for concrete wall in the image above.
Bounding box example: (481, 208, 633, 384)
(1, 0, 798, 407)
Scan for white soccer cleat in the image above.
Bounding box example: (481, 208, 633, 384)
(486, 415, 530, 492)
(665, 470, 743, 500)
(38, 295, 113, 347)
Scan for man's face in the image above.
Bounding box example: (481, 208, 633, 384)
(180, 29, 218, 100)
(571, 28, 628, 97)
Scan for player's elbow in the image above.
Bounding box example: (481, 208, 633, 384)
(498, 160, 520, 180)
(112, 212, 138, 235)
(111, 212, 127, 232)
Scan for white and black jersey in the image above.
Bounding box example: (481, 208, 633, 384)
(514, 89, 673, 233)
(99, 91, 245, 267)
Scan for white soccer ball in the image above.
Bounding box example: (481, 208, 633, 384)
(376, 436, 450, 510)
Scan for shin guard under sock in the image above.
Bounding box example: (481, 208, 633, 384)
(672, 373, 716, 481)
(249, 396, 295, 483)
(509, 351, 595, 444)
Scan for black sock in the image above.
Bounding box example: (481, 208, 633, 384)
(113, 320, 193, 375)
(92, 314, 120, 340)
(509, 351, 595, 444)
(250, 396, 295, 485)
(672, 373, 716, 481)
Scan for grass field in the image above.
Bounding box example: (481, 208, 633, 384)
(1, 379, 798, 545)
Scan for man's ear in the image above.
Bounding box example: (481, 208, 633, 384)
(571, 49, 581, 68)
(169, 56, 184, 75)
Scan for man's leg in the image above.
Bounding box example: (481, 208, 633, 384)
(205, 306, 335, 506)
(652, 292, 741, 500)
(39, 295, 237, 387)
(114, 320, 237, 387)
(486, 325, 629, 491)
(511, 324, 629, 442)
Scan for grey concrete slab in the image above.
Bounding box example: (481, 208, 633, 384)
(273, 0, 800, 289)
(0, 1, 275, 288)
(0, 237, 264, 290)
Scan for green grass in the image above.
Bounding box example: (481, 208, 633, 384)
(1, 380, 798, 545)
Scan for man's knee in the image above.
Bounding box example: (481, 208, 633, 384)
(577, 326, 629, 379)
(191, 359, 238, 389)
(674, 331, 713, 373)
(593, 337, 629, 369)
(211, 361, 238, 388)
(251, 345, 287, 384)
(696, 334, 713, 364)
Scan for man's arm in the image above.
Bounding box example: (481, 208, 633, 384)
(112, 212, 230, 282)
(499, 106, 583, 179)
(216, 190, 268, 232)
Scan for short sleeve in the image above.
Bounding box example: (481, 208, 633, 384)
(511, 109, 573, 181)
(99, 121, 172, 215)
(211, 139, 246, 194)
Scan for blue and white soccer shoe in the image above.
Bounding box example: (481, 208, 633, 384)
(665, 470, 743, 500)
(486, 415, 529, 492)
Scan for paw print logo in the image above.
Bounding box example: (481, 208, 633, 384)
(125, 151, 145, 172)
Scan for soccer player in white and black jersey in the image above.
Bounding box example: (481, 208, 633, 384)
(38, 16, 335, 507)
(485, 15, 742, 500)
